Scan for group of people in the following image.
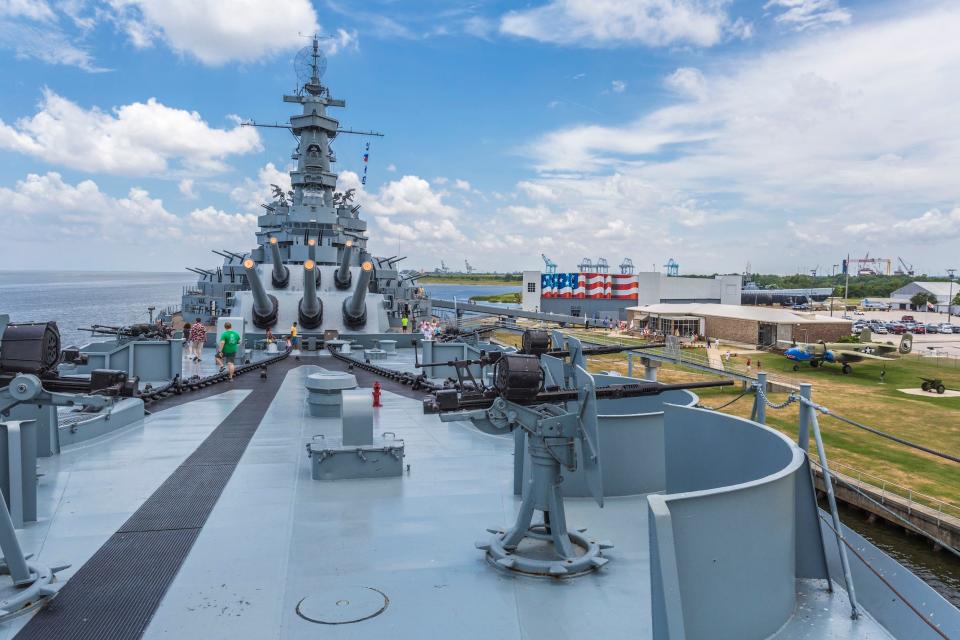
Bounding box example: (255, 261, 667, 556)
(181, 318, 241, 381)
(419, 319, 444, 341)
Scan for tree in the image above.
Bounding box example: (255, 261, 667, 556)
(953, 291, 960, 307)
(910, 291, 938, 309)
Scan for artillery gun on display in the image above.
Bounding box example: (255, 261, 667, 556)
(421, 330, 732, 578)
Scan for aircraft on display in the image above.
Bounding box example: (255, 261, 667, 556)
(781, 330, 913, 374)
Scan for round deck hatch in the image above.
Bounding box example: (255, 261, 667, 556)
(296, 586, 388, 624)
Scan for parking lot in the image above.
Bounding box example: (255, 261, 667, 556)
(843, 309, 960, 358)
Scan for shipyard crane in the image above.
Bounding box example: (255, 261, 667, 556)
(578, 257, 594, 272)
(595, 257, 609, 274)
(619, 258, 635, 274)
(464, 259, 475, 274)
(541, 253, 558, 274)
(896, 257, 914, 276)
(664, 258, 679, 277)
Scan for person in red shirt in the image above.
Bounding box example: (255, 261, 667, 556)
(189, 319, 207, 361)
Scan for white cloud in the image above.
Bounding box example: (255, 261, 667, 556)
(611, 80, 627, 93)
(513, 5, 960, 270)
(229, 162, 291, 212)
(0, 0, 55, 21)
(324, 28, 359, 55)
(517, 180, 557, 201)
(178, 178, 197, 199)
(0, 90, 262, 176)
(0, 172, 257, 249)
(842, 207, 960, 243)
(386, 163, 397, 172)
(340, 172, 458, 217)
(765, 0, 851, 31)
(500, 0, 748, 48)
(664, 67, 707, 99)
(454, 179, 472, 191)
(109, 0, 320, 65)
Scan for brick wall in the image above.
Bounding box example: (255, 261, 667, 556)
(703, 316, 759, 344)
(789, 323, 851, 343)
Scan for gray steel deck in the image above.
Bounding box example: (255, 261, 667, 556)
(2, 357, 900, 639)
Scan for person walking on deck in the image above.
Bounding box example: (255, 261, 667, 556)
(218, 322, 241, 381)
(189, 319, 206, 361)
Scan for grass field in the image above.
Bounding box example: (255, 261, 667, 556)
(469, 292, 521, 303)
(419, 274, 521, 285)
(493, 330, 960, 506)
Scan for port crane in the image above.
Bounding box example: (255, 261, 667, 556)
(619, 258, 635, 274)
(541, 253, 558, 274)
(578, 257, 594, 272)
(464, 259, 475, 274)
(595, 257, 609, 274)
(664, 258, 679, 277)
(895, 257, 914, 276)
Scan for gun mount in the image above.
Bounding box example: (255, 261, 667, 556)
(0, 322, 61, 376)
(268, 237, 290, 288)
(342, 261, 373, 329)
(242, 259, 279, 329)
(298, 260, 323, 329)
(335, 240, 355, 290)
(425, 349, 732, 577)
(79, 323, 172, 342)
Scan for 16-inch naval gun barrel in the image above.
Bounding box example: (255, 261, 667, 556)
(334, 240, 354, 290)
(307, 238, 317, 262)
(242, 258, 279, 328)
(342, 261, 373, 329)
(268, 237, 289, 288)
(298, 260, 323, 329)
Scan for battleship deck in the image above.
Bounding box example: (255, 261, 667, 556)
(0, 351, 921, 639)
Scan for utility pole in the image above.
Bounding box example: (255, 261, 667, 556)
(948, 268, 957, 323)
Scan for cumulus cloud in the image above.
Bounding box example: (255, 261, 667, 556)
(454, 179, 472, 191)
(109, 0, 320, 65)
(765, 0, 851, 31)
(345, 173, 458, 217)
(0, 90, 262, 176)
(511, 5, 960, 270)
(664, 67, 707, 99)
(0, 171, 256, 247)
(229, 162, 292, 212)
(611, 80, 627, 93)
(178, 178, 197, 199)
(499, 0, 749, 48)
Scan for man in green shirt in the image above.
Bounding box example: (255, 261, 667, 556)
(218, 322, 241, 380)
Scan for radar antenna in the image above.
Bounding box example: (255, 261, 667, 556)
(294, 36, 327, 95)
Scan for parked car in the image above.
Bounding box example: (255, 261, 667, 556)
(901, 315, 915, 322)
(925, 323, 939, 334)
(887, 324, 906, 335)
(938, 323, 956, 334)
(853, 310, 865, 316)
(913, 324, 926, 334)
(872, 325, 889, 334)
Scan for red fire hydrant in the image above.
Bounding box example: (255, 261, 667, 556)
(372, 381, 382, 408)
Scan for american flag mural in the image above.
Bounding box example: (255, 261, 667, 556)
(611, 274, 639, 299)
(541, 272, 638, 300)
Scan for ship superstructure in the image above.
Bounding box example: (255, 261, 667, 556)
(177, 37, 427, 337)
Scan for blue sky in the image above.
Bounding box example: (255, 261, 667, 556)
(1, 0, 959, 276)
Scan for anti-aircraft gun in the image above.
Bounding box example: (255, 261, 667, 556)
(420, 329, 732, 578)
(242, 258, 279, 329)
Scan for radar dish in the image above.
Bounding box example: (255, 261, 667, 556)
(294, 45, 327, 86)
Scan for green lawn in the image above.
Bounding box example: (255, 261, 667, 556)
(494, 329, 960, 505)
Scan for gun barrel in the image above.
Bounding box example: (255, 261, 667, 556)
(307, 238, 317, 262)
(335, 240, 354, 289)
(342, 261, 373, 328)
(242, 258, 279, 328)
(298, 260, 323, 329)
(268, 237, 289, 288)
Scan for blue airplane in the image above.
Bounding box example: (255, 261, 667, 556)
(782, 330, 912, 374)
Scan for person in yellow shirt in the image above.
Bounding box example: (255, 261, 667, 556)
(290, 322, 299, 350)
(401, 315, 409, 332)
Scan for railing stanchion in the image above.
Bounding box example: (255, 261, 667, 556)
(807, 401, 860, 619)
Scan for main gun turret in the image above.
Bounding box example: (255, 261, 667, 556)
(299, 259, 323, 329)
(268, 237, 289, 288)
(242, 258, 279, 328)
(334, 240, 354, 290)
(342, 260, 373, 329)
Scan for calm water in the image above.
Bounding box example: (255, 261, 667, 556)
(0, 271, 518, 346)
